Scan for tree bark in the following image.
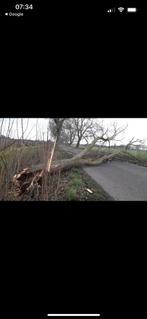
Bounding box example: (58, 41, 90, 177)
(76, 138, 82, 148)
(12, 149, 122, 196)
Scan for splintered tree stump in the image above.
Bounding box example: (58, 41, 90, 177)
(12, 167, 44, 196)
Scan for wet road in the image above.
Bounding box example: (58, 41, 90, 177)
(84, 161, 147, 201)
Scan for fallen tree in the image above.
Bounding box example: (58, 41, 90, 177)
(12, 122, 127, 196)
(12, 150, 122, 196)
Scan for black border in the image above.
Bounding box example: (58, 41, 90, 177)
(1, 201, 147, 319)
(1, 0, 146, 119)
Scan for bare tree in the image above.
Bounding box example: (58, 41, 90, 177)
(125, 137, 145, 150)
(0, 118, 4, 135)
(72, 118, 95, 148)
(49, 118, 66, 144)
(60, 119, 76, 145)
(46, 119, 50, 142)
(0, 118, 15, 150)
(35, 119, 39, 141)
(104, 122, 128, 149)
(0, 118, 34, 151)
(21, 118, 24, 145)
(49, 118, 94, 147)
(16, 118, 30, 143)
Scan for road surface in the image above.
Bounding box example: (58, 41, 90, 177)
(60, 145, 147, 200)
(84, 161, 147, 201)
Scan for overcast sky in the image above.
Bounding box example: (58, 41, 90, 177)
(101, 118, 147, 144)
(0, 118, 147, 145)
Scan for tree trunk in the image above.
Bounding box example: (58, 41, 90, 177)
(76, 140, 80, 148)
(56, 128, 62, 144)
(12, 150, 122, 196)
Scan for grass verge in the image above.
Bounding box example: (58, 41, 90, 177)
(45, 168, 113, 201)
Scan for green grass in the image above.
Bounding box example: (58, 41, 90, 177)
(64, 168, 112, 201)
(68, 170, 83, 187)
(92, 146, 121, 153)
(0, 145, 40, 158)
(65, 187, 78, 201)
(65, 169, 83, 200)
(117, 149, 147, 165)
(0, 145, 41, 171)
(69, 177, 83, 188)
(128, 150, 147, 161)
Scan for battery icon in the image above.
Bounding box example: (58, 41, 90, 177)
(127, 8, 137, 12)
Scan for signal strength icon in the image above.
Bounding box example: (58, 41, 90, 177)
(107, 8, 115, 13)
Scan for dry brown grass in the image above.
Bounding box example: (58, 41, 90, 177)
(0, 142, 63, 201)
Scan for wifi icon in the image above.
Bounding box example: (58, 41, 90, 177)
(118, 7, 125, 13)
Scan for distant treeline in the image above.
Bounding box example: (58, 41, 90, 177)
(0, 135, 53, 150)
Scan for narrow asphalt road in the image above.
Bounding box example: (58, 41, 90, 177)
(60, 145, 147, 200)
(84, 161, 147, 201)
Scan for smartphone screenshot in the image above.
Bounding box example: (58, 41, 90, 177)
(0, 2, 146, 319)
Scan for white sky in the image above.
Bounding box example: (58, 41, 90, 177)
(100, 118, 147, 144)
(0, 118, 147, 145)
